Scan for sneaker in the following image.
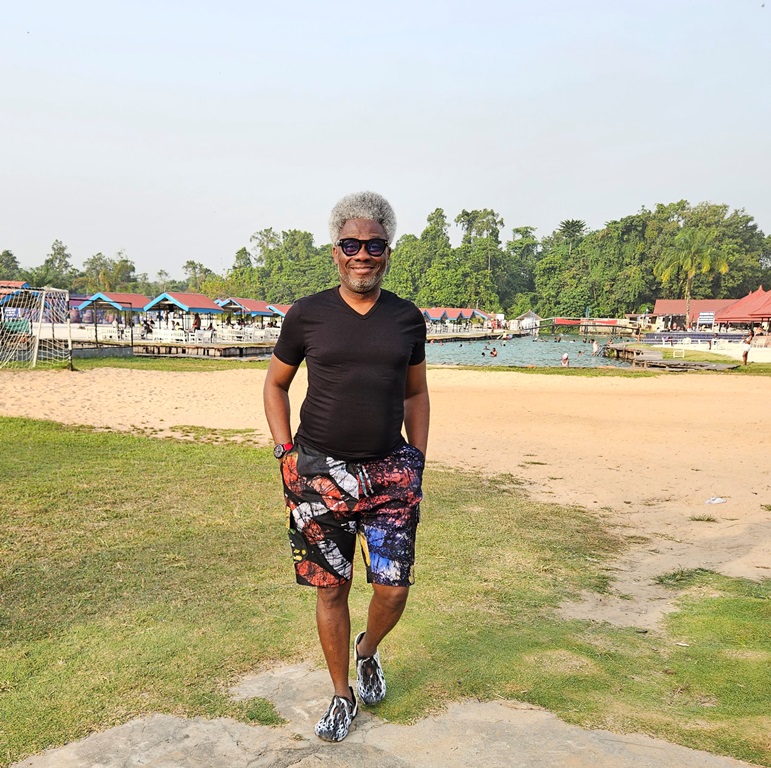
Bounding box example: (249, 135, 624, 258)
(314, 686, 358, 742)
(355, 630, 386, 705)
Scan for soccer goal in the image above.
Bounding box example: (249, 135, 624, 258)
(0, 286, 72, 368)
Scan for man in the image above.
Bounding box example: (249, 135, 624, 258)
(263, 191, 429, 742)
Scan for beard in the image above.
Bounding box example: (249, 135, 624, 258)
(337, 261, 387, 294)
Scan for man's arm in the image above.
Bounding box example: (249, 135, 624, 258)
(404, 359, 429, 457)
(263, 354, 300, 445)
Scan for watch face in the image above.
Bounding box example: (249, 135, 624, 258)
(273, 444, 287, 459)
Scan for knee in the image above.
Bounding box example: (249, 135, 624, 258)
(316, 583, 351, 610)
(374, 584, 409, 612)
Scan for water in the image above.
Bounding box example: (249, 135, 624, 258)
(425, 335, 631, 368)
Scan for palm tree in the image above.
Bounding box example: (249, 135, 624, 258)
(654, 228, 729, 323)
(559, 219, 586, 256)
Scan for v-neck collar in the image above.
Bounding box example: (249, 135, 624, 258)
(334, 286, 383, 318)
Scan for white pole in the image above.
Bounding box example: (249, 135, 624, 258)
(32, 288, 47, 367)
(66, 291, 73, 368)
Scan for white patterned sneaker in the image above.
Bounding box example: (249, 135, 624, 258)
(314, 686, 357, 742)
(355, 630, 386, 705)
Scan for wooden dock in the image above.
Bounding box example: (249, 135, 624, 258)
(132, 341, 275, 358)
(606, 344, 739, 371)
(72, 340, 275, 359)
(427, 331, 526, 343)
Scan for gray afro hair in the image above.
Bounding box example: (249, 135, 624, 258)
(328, 191, 397, 244)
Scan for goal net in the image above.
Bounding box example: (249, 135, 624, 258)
(0, 286, 72, 368)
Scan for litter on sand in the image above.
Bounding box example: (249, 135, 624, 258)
(705, 497, 727, 504)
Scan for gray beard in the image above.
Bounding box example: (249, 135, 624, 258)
(339, 268, 384, 294)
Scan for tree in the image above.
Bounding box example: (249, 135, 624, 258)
(156, 270, 170, 292)
(454, 209, 504, 245)
(654, 228, 729, 323)
(501, 226, 540, 308)
(384, 234, 423, 301)
(580, 212, 658, 316)
(251, 229, 334, 302)
(0, 250, 23, 281)
(23, 240, 77, 289)
(558, 219, 586, 256)
(76, 251, 137, 293)
(183, 260, 213, 293)
(232, 247, 252, 270)
(385, 208, 452, 302)
(761, 235, 771, 286)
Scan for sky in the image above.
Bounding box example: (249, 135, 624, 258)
(2, 0, 770, 280)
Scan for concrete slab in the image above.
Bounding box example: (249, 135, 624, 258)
(13, 663, 762, 768)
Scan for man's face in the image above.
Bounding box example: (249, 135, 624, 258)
(333, 218, 391, 295)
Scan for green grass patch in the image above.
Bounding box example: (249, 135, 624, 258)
(631, 344, 771, 375)
(438, 363, 659, 377)
(1, 418, 769, 766)
(654, 568, 715, 588)
(70, 356, 270, 372)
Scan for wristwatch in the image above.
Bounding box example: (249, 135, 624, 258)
(273, 442, 293, 459)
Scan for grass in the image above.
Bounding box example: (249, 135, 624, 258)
(21, 353, 646, 376)
(654, 568, 716, 588)
(71, 356, 270, 372)
(444, 363, 659, 377)
(11, 352, 771, 377)
(1, 418, 770, 767)
(630, 344, 771, 376)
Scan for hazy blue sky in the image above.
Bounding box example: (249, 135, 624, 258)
(2, 0, 769, 279)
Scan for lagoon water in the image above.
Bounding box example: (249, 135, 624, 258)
(425, 335, 631, 368)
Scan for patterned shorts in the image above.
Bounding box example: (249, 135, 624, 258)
(281, 441, 425, 588)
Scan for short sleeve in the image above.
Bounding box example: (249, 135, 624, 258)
(272, 303, 305, 366)
(408, 305, 426, 365)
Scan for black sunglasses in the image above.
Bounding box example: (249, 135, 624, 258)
(336, 237, 389, 257)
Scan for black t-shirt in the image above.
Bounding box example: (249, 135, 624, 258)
(272, 287, 426, 461)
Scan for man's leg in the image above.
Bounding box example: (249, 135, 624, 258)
(354, 584, 409, 705)
(356, 583, 409, 658)
(316, 581, 354, 700)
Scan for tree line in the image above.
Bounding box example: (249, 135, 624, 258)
(3, 199, 770, 318)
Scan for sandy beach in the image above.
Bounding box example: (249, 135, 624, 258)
(1, 365, 769, 628)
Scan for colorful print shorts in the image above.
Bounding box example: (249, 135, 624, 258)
(281, 441, 425, 588)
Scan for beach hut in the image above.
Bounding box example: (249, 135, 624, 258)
(143, 293, 223, 341)
(78, 292, 151, 343)
(421, 308, 447, 333)
(0, 280, 31, 290)
(747, 292, 771, 323)
(513, 310, 541, 333)
(468, 308, 491, 324)
(443, 308, 467, 331)
(651, 298, 737, 330)
(216, 297, 275, 327)
(266, 304, 292, 327)
(145, 292, 222, 320)
(714, 286, 768, 328)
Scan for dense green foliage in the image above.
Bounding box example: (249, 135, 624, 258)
(4, 200, 770, 317)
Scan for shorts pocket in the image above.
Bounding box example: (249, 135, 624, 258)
(405, 443, 425, 465)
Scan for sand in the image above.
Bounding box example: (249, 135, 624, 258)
(1, 365, 769, 628)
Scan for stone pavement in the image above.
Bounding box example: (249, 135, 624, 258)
(13, 663, 761, 768)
